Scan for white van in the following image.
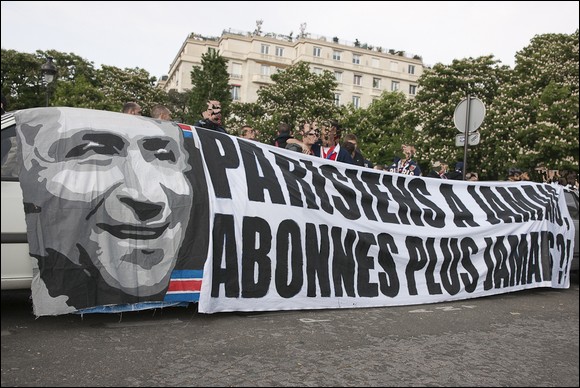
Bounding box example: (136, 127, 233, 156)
(1, 112, 33, 289)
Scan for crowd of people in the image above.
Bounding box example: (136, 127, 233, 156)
(1, 91, 575, 188)
(119, 98, 578, 189)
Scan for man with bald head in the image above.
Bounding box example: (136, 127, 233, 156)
(16, 107, 193, 314)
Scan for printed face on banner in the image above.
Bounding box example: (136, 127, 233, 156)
(17, 108, 192, 311)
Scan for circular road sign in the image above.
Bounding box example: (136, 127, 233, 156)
(454, 97, 486, 133)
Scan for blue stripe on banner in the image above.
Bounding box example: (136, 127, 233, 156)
(171, 269, 203, 279)
(75, 301, 189, 314)
(165, 269, 202, 302)
(164, 293, 200, 302)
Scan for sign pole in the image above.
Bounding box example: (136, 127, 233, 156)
(453, 95, 485, 178)
(462, 94, 470, 180)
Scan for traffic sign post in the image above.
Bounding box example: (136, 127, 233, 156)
(453, 96, 486, 179)
(454, 97, 486, 133)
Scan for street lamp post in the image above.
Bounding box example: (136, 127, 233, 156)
(41, 57, 57, 107)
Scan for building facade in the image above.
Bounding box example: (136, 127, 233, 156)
(159, 29, 424, 109)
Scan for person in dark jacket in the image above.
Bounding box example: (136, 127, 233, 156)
(311, 121, 354, 164)
(447, 162, 464, 180)
(272, 122, 293, 148)
(343, 133, 373, 168)
(194, 100, 227, 134)
(425, 161, 448, 179)
(387, 144, 421, 176)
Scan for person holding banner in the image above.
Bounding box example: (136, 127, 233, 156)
(507, 167, 522, 182)
(286, 120, 354, 164)
(16, 108, 194, 314)
(150, 104, 172, 121)
(344, 133, 373, 168)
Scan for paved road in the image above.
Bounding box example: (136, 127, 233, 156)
(2, 274, 579, 387)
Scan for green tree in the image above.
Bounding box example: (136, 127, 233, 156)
(337, 91, 412, 166)
(96, 65, 166, 114)
(485, 30, 579, 179)
(247, 61, 338, 140)
(189, 50, 231, 123)
(166, 89, 191, 124)
(1, 49, 48, 109)
(39, 50, 101, 109)
(1, 49, 166, 114)
(409, 56, 511, 177)
(227, 101, 267, 138)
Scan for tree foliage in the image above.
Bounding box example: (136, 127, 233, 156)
(189, 50, 231, 124)
(96, 65, 166, 114)
(232, 61, 339, 142)
(1, 49, 47, 109)
(484, 30, 579, 179)
(1, 49, 166, 115)
(409, 56, 511, 176)
(166, 89, 191, 124)
(227, 101, 267, 138)
(2, 31, 578, 182)
(337, 91, 413, 166)
(260, 61, 338, 124)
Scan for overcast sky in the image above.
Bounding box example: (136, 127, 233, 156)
(2, 1, 578, 79)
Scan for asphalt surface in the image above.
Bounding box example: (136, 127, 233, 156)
(2, 273, 579, 387)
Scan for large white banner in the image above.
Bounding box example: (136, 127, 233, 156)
(15, 108, 574, 316)
(195, 129, 575, 313)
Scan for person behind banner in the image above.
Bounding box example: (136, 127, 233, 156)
(122, 101, 142, 115)
(425, 161, 442, 178)
(239, 125, 258, 141)
(272, 122, 294, 148)
(342, 140, 356, 159)
(286, 124, 320, 155)
(312, 120, 354, 164)
(17, 108, 193, 313)
(1, 92, 7, 115)
(195, 99, 227, 134)
(151, 104, 172, 121)
(506, 167, 521, 182)
(343, 133, 373, 168)
(286, 120, 317, 154)
(387, 144, 421, 176)
(446, 161, 464, 180)
(465, 172, 479, 181)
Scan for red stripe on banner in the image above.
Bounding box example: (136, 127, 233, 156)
(167, 279, 202, 292)
(177, 123, 192, 132)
